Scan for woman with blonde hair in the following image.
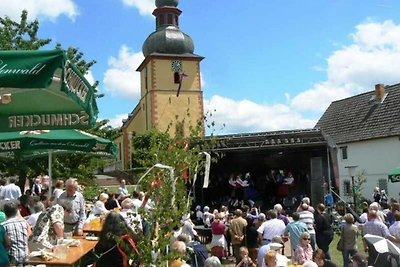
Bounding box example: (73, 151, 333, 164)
(294, 232, 313, 264)
(210, 213, 227, 259)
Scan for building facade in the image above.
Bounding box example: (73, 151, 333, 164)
(317, 83, 400, 201)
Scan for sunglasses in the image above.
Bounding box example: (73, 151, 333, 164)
(303, 237, 310, 240)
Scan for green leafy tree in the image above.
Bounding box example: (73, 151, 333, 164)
(0, 10, 51, 50)
(129, 118, 217, 265)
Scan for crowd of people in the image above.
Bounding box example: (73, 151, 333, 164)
(0, 173, 399, 267)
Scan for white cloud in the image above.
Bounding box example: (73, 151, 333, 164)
(291, 20, 400, 112)
(121, 0, 155, 16)
(204, 95, 316, 134)
(84, 70, 95, 85)
(103, 45, 144, 100)
(0, 0, 78, 21)
(105, 113, 128, 128)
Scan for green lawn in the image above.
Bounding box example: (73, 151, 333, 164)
(330, 233, 367, 266)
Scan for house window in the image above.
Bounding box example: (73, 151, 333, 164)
(340, 146, 348, 160)
(378, 179, 388, 193)
(343, 180, 351, 196)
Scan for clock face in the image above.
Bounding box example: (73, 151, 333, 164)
(171, 60, 182, 72)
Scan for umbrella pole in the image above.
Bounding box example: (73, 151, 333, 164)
(48, 150, 53, 197)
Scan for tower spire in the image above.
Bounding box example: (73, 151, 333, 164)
(142, 0, 194, 57)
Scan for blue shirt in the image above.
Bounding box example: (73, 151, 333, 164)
(284, 221, 309, 251)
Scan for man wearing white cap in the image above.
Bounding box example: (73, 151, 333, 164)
(257, 236, 285, 267)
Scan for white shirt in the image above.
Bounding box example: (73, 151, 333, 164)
(257, 218, 286, 240)
(26, 212, 42, 228)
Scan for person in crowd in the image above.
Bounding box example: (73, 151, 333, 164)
(341, 213, 358, 267)
(257, 210, 286, 246)
(230, 209, 248, 264)
(220, 205, 229, 221)
(204, 256, 222, 267)
(389, 211, 400, 245)
(105, 193, 121, 210)
(380, 189, 388, 205)
(303, 261, 318, 267)
(387, 202, 400, 226)
(181, 213, 198, 242)
(195, 205, 204, 225)
(117, 179, 130, 200)
(245, 216, 259, 263)
(0, 177, 21, 200)
(298, 202, 316, 250)
(89, 193, 109, 217)
(284, 212, 308, 257)
(119, 197, 142, 234)
(0, 221, 10, 267)
(362, 209, 392, 265)
(297, 197, 315, 213)
(57, 178, 86, 235)
(41, 175, 50, 192)
(203, 206, 215, 228)
(264, 250, 277, 267)
(314, 203, 334, 260)
(274, 204, 289, 225)
(29, 197, 64, 250)
(210, 213, 227, 259)
(313, 248, 337, 267)
(52, 180, 64, 201)
(2, 201, 29, 265)
(18, 194, 31, 217)
(358, 202, 369, 224)
(31, 177, 42, 196)
(169, 240, 190, 267)
(26, 201, 45, 228)
(257, 213, 266, 227)
(373, 187, 381, 203)
(91, 212, 139, 267)
(235, 246, 256, 267)
(257, 236, 283, 267)
(294, 232, 313, 265)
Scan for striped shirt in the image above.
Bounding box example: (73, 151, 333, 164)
(363, 219, 390, 237)
(2, 217, 29, 264)
(298, 210, 315, 234)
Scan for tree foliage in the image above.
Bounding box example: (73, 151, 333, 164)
(0, 10, 51, 50)
(129, 117, 217, 265)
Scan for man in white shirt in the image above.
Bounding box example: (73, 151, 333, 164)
(0, 177, 21, 200)
(257, 210, 286, 246)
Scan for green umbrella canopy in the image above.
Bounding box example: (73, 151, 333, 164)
(0, 49, 98, 132)
(388, 167, 400, 183)
(0, 129, 117, 157)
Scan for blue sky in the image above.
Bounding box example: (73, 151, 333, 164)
(2, 0, 400, 134)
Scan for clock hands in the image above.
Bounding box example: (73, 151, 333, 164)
(176, 72, 188, 97)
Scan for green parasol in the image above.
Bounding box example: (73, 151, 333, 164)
(388, 167, 400, 183)
(0, 49, 98, 132)
(0, 129, 117, 190)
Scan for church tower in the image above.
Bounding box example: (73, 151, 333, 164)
(117, 0, 204, 168)
(124, 0, 204, 138)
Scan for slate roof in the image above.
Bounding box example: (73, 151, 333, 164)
(315, 83, 400, 144)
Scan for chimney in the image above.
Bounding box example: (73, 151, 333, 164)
(375, 83, 386, 103)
